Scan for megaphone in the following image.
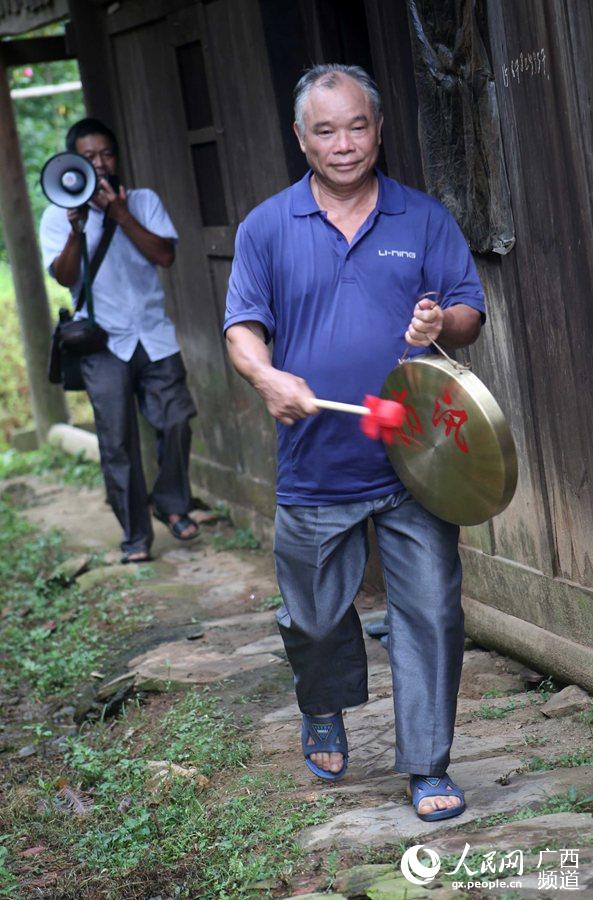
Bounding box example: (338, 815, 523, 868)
(40, 152, 97, 208)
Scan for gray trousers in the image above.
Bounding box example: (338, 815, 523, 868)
(81, 343, 196, 554)
(273, 490, 464, 776)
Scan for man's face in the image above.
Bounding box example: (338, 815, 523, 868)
(75, 133, 118, 180)
(294, 75, 382, 191)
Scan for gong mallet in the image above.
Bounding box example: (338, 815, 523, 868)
(312, 395, 406, 444)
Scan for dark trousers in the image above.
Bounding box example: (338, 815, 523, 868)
(273, 490, 464, 776)
(81, 343, 196, 554)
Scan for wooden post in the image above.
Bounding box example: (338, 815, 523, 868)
(0, 51, 68, 440)
(67, 0, 116, 125)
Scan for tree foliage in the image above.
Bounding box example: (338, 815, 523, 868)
(0, 23, 85, 260)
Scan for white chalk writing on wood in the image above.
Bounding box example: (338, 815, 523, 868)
(502, 49, 549, 87)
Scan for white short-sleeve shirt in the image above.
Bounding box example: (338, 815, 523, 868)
(39, 188, 180, 362)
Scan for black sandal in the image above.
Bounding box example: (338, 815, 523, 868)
(121, 552, 152, 564)
(152, 507, 200, 541)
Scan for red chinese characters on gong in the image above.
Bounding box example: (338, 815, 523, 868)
(432, 389, 470, 454)
(389, 388, 424, 446)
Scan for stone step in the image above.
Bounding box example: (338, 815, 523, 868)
(298, 764, 593, 850)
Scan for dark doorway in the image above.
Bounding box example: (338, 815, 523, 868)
(261, 0, 385, 182)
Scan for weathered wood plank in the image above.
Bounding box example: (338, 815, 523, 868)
(468, 256, 555, 573)
(364, 0, 424, 188)
(0, 0, 67, 37)
(105, 0, 185, 35)
(486, 0, 593, 585)
(110, 15, 245, 476)
(203, 0, 290, 216)
(0, 34, 71, 65)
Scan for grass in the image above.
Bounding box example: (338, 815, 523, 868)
(0, 498, 145, 700)
(257, 592, 283, 611)
(0, 260, 93, 450)
(579, 703, 593, 730)
(525, 749, 593, 772)
(473, 700, 524, 719)
(2, 681, 333, 898)
(469, 784, 593, 831)
(0, 444, 102, 489)
(212, 527, 260, 552)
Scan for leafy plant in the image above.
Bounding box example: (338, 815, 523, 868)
(3, 690, 334, 896)
(0, 262, 94, 449)
(0, 445, 102, 488)
(212, 527, 260, 552)
(257, 592, 283, 611)
(2, 29, 84, 262)
(0, 499, 144, 699)
(473, 700, 522, 719)
(526, 749, 593, 772)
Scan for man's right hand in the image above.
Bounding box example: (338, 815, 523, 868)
(254, 367, 319, 426)
(67, 204, 88, 234)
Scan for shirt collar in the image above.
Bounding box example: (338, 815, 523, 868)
(290, 168, 406, 216)
(290, 171, 319, 216)
(375, 168, 406, 215)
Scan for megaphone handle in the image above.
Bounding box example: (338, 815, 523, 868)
(79, 231, 95, 325)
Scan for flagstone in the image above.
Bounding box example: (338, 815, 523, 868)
(298, 764, 593, 849)
(127, 640, 282, 687)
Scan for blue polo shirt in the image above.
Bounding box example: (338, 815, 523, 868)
(224, 169, 485, 505)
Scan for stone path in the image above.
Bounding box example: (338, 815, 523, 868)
(15, 476, 593, 898)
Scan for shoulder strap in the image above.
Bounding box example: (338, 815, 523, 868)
(75, 218, 117, 312)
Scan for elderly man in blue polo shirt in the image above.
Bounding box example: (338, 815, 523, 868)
(225, 64, 485, 822)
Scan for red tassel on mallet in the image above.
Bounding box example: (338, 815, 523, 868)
(360, 395, 406, 444)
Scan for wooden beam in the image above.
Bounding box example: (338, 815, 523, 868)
(0, 35, 73, 67)
(67, 0, 116, 125)
(0, 53, 69, 439)
(0, 0, 68, 37)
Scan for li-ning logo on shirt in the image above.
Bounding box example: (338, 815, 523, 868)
(378, 249, 417, 259)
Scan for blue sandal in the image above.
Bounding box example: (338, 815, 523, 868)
(301, 712, 349, 782)
(407, 773, 466, 821)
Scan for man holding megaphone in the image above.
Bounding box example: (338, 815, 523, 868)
(40, 118, 199, 563)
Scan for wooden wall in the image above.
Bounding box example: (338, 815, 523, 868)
(102, 0, 285, 519)
(458, 0, 593, 645)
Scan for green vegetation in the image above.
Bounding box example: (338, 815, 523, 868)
(0, 499, 145, 699)
(257, 592, 284, 611)
(536, 675, 561, 702)
(525, 749, 593, 772)
(579, 702, 593, 730)
(3, 689, 333, 897)
(212, 527, 261, 552)
(1, 37, 90, 447)
(473, 700, 524, 719)
(0, 261, 93, 449)
(0, 445, 102, 488)
(479, 785, 593, 829)
(2, 30, 84, 262)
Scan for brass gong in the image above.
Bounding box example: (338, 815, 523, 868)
(380, 356, 517, 526)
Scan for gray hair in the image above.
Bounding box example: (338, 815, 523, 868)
(294, 64, 382, 135)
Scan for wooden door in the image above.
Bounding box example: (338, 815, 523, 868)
(106, 0, 288, 512)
